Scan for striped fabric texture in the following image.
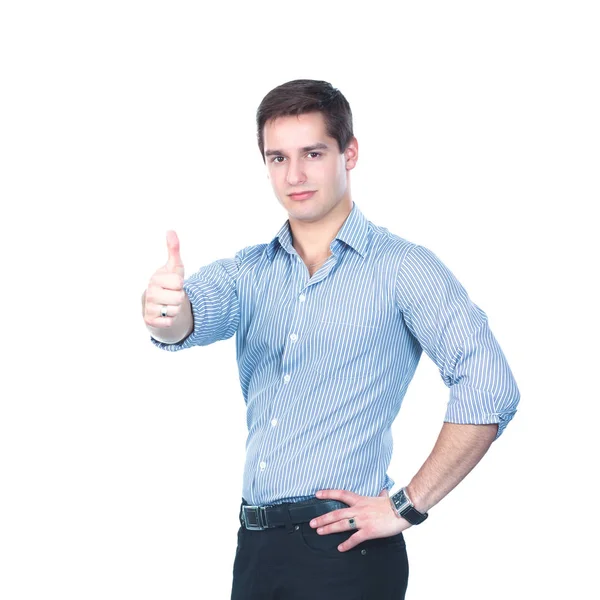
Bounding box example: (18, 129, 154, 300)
(151, 202, 520, 506)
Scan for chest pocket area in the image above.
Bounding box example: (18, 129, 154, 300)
(311, 320, 380, 380)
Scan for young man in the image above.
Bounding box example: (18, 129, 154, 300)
(142, 79, 520, 599)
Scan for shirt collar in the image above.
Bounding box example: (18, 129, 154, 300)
(266, 201, 370, 262)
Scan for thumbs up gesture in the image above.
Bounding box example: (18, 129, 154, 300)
(142, 230, 188, 328)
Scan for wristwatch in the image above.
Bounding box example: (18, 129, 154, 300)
(390, 487, 428, 525)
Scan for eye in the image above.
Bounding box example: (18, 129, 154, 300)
(271, 156, 285, 164)
(307, 152, 321, 158)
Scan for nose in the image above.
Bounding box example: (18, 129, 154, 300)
(286, 158, 306, 186)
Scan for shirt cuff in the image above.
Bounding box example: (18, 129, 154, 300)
(445, 385, 519, 440)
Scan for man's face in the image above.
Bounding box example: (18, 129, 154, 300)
(263, 112, 358, 225)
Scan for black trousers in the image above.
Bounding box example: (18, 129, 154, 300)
(231, 499, 409, 599)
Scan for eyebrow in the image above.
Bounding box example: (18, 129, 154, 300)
(264, 142, 330, 157)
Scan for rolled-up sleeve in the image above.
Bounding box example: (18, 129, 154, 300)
(150, 253, 241, 352)
(396, 244, 520, 439)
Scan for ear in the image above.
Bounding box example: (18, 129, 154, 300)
(344, 137, 359, 170)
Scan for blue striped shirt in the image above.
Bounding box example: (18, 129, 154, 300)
(151, 202, 520, 506)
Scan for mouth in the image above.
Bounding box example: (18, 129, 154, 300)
(288, 191, 316, 201)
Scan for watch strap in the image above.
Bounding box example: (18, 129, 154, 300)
(400, 504, 428, 524)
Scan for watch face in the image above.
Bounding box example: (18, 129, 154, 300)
(393, 489, 408, 509)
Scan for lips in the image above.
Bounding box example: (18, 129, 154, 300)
(289, 191, 316, 201)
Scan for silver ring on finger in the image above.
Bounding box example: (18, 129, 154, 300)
(160, 305, 169, 318)
(348, 517, 357, 530)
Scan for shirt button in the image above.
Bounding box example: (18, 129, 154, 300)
(283, 374, 291, 383)
(271, 418, 278, 426)
(259, 461, 266, 470)
(299, 294, 306, 302)
(289, 333, 297, 341)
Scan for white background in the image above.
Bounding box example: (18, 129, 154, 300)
(1, 1, 598, 598)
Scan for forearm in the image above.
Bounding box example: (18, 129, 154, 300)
(406, 422, 498, 513)
(142, 290, 194, 344)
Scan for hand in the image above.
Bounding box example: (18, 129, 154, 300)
(309, 488, 412, 552)
(142, 230, 187, 328)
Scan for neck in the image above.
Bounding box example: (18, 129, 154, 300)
(290, 198, 353, 263)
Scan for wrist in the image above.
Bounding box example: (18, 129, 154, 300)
(405, 484, 428, 514)
(389, 486, 429, 525)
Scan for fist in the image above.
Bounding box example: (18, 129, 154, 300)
(143, 230, 187, 328)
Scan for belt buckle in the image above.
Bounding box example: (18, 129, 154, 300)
(243, 505, 269, 530)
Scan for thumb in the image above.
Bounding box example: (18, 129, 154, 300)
(379, 488, 389, 498)
(166, 230, 185, 278)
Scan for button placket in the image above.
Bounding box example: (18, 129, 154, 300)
(280, 286, 307, 386)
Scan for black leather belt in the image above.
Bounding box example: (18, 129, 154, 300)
(240, 498, 349, 531)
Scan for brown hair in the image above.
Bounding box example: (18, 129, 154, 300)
(256, 79, 353, 162)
